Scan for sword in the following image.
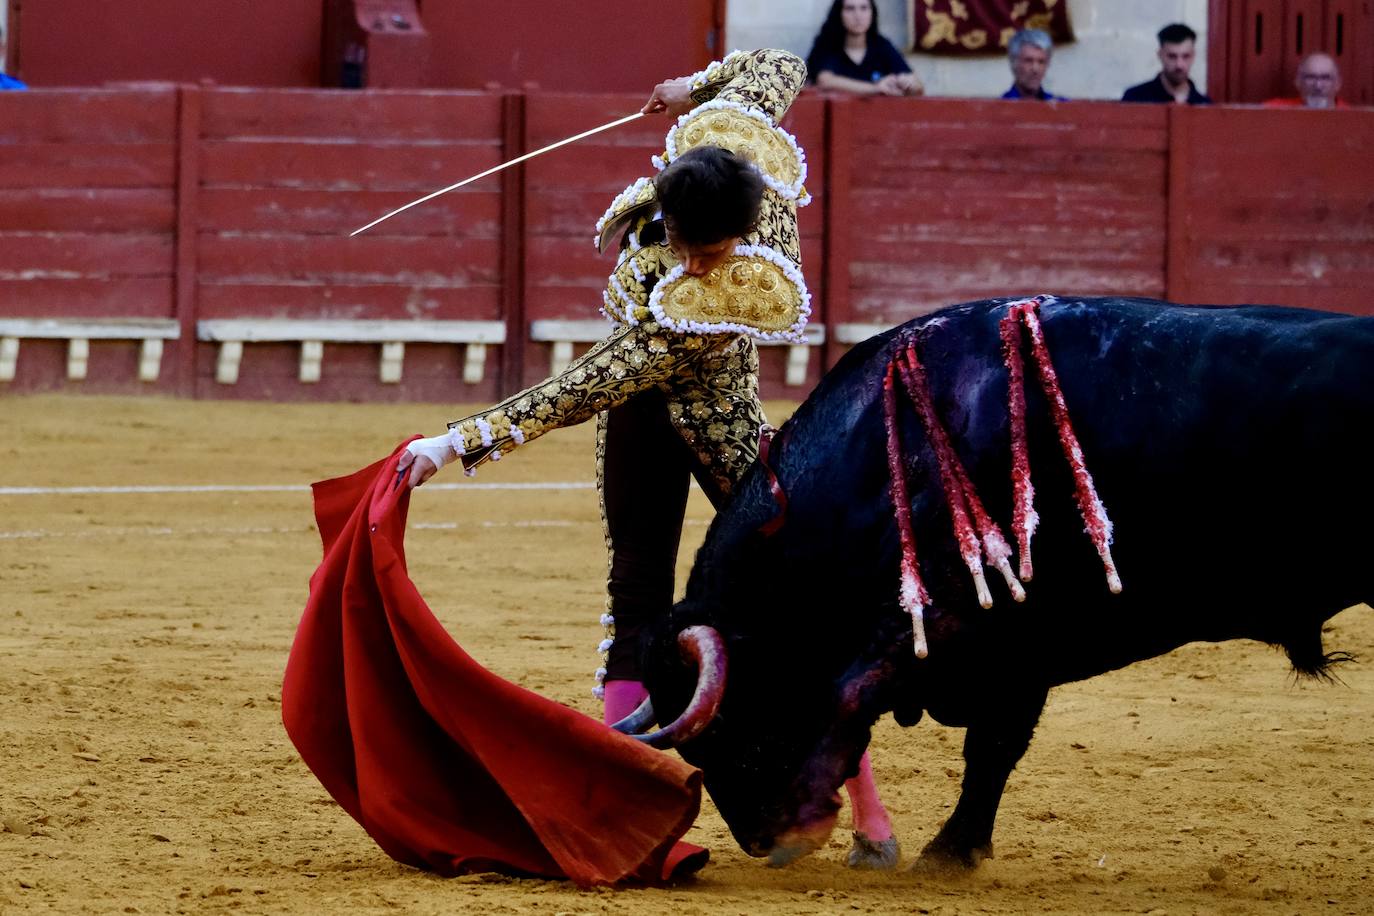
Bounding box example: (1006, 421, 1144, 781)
(350, 111, 648, 237)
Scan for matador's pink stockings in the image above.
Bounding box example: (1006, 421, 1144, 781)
(845, 751, 893, 839)
(603, 679, 651, 725)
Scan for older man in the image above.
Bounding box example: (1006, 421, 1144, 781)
(1122, 23, 1211, 105)
(1001, 29, 1066, 101)
(1265, 52, 1348, 108)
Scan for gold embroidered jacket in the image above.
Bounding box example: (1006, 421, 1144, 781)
(447, 49, 808, 496)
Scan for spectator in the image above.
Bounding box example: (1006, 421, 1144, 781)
(0, 23, 26, 90)
(1122, 23, 1211, 104)
(805, 0, 923, 97)
(1002, 29, 1066, 100)
(1265, 52, 1348, 108)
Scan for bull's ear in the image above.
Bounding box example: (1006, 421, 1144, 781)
(641, 609, 694, 679)
(664, 598, 716, 632)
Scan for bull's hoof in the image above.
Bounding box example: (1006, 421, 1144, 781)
(846, 831, 900, 870)
(910, 839, 993, 873)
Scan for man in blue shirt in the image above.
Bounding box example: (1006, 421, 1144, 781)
(1001, 29, 1066, 101)
(1, 24, 26, 90)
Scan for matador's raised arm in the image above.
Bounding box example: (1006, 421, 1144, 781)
(686, 49, 807, 123)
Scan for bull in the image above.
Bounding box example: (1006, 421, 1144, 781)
(618, 296, 1373, 869)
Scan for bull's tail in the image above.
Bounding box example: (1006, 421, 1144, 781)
(1283, 626, 1356, 683)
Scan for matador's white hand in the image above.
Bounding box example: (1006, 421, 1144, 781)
(397, 433, 460, 489)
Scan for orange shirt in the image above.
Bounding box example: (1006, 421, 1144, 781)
(1262, 97, 1350, 108)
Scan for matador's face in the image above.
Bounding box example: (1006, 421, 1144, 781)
(665, 226, 739, 278)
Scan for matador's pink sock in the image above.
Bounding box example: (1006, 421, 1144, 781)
(844, 752, 893, 839)
(602, 679, 650, 725)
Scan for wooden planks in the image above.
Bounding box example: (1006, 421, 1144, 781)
(4, 84, 1374, 396)
(837, 98, 1169, 325)
(194, 88, 507, 333)
(0, 90, 180, 329)
(522, 95, 661, 295)
(1168, 106, 1374, 313)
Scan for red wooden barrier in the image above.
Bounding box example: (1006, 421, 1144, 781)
(2, 87, 1372, 401)
(522, 92, 663, 327)
(782, 95, 829, 390)
(837, 98, 1169, 330)
(193, 88, 507, 401)
(0, 89, 179, 394)
(1168, 105, 1374, 312)
(0, 90, 178, 318)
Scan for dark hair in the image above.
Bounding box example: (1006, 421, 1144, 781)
(653, 146, 764, 247)
(805, 0, 880, 85)
(1157, 23, 1197, 46)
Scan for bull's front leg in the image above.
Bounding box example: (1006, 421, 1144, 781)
(917, 685, 1048, 870)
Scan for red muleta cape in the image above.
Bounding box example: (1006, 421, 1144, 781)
(281, 443, 707, 886)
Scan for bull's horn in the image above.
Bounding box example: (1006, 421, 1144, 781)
(608, 696, 656, 735)
(634, 625, 727, 749)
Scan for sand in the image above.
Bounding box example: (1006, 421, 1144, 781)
(2, 395, 1371, 915)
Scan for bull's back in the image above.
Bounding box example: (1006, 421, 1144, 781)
(750, 298, 1374, 682)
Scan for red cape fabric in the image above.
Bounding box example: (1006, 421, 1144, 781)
(281, 443, 707, 886)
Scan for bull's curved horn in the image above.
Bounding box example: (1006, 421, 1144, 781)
(634, 625, 727, 749)
(608, 696, 656, 735)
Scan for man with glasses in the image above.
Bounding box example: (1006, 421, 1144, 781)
(1265, 52, 1348, 109)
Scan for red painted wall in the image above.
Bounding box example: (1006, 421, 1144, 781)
(8, 0, 323, 87)
(418, 0, 722, 91)
(5, 0, 723, 92)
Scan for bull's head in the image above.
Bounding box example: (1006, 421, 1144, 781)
(618, 598, 919, 864)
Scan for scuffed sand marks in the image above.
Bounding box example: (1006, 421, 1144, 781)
(1, 395, 1371, 915)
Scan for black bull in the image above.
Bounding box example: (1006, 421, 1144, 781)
(639, 296, 1374, 868)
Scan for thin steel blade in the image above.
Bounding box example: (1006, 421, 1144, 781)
(350, 111, 647, 237)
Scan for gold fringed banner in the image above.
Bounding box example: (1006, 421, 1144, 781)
(909, 0, 1074, 55)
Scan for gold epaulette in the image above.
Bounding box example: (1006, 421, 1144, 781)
(657, 101, 810, 206)
(647, 245, 810, 342)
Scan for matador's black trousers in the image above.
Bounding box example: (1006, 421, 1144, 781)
(598, 389, 732, 681)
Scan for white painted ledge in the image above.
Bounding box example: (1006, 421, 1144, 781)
(195, 319, 506, 386)
(833, 323, 894, 345)
(0, 318, 180, 383)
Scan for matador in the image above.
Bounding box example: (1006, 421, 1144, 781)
(399, 49, 900, 868)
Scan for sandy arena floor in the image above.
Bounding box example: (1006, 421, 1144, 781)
(1, 395, 1371, 915)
